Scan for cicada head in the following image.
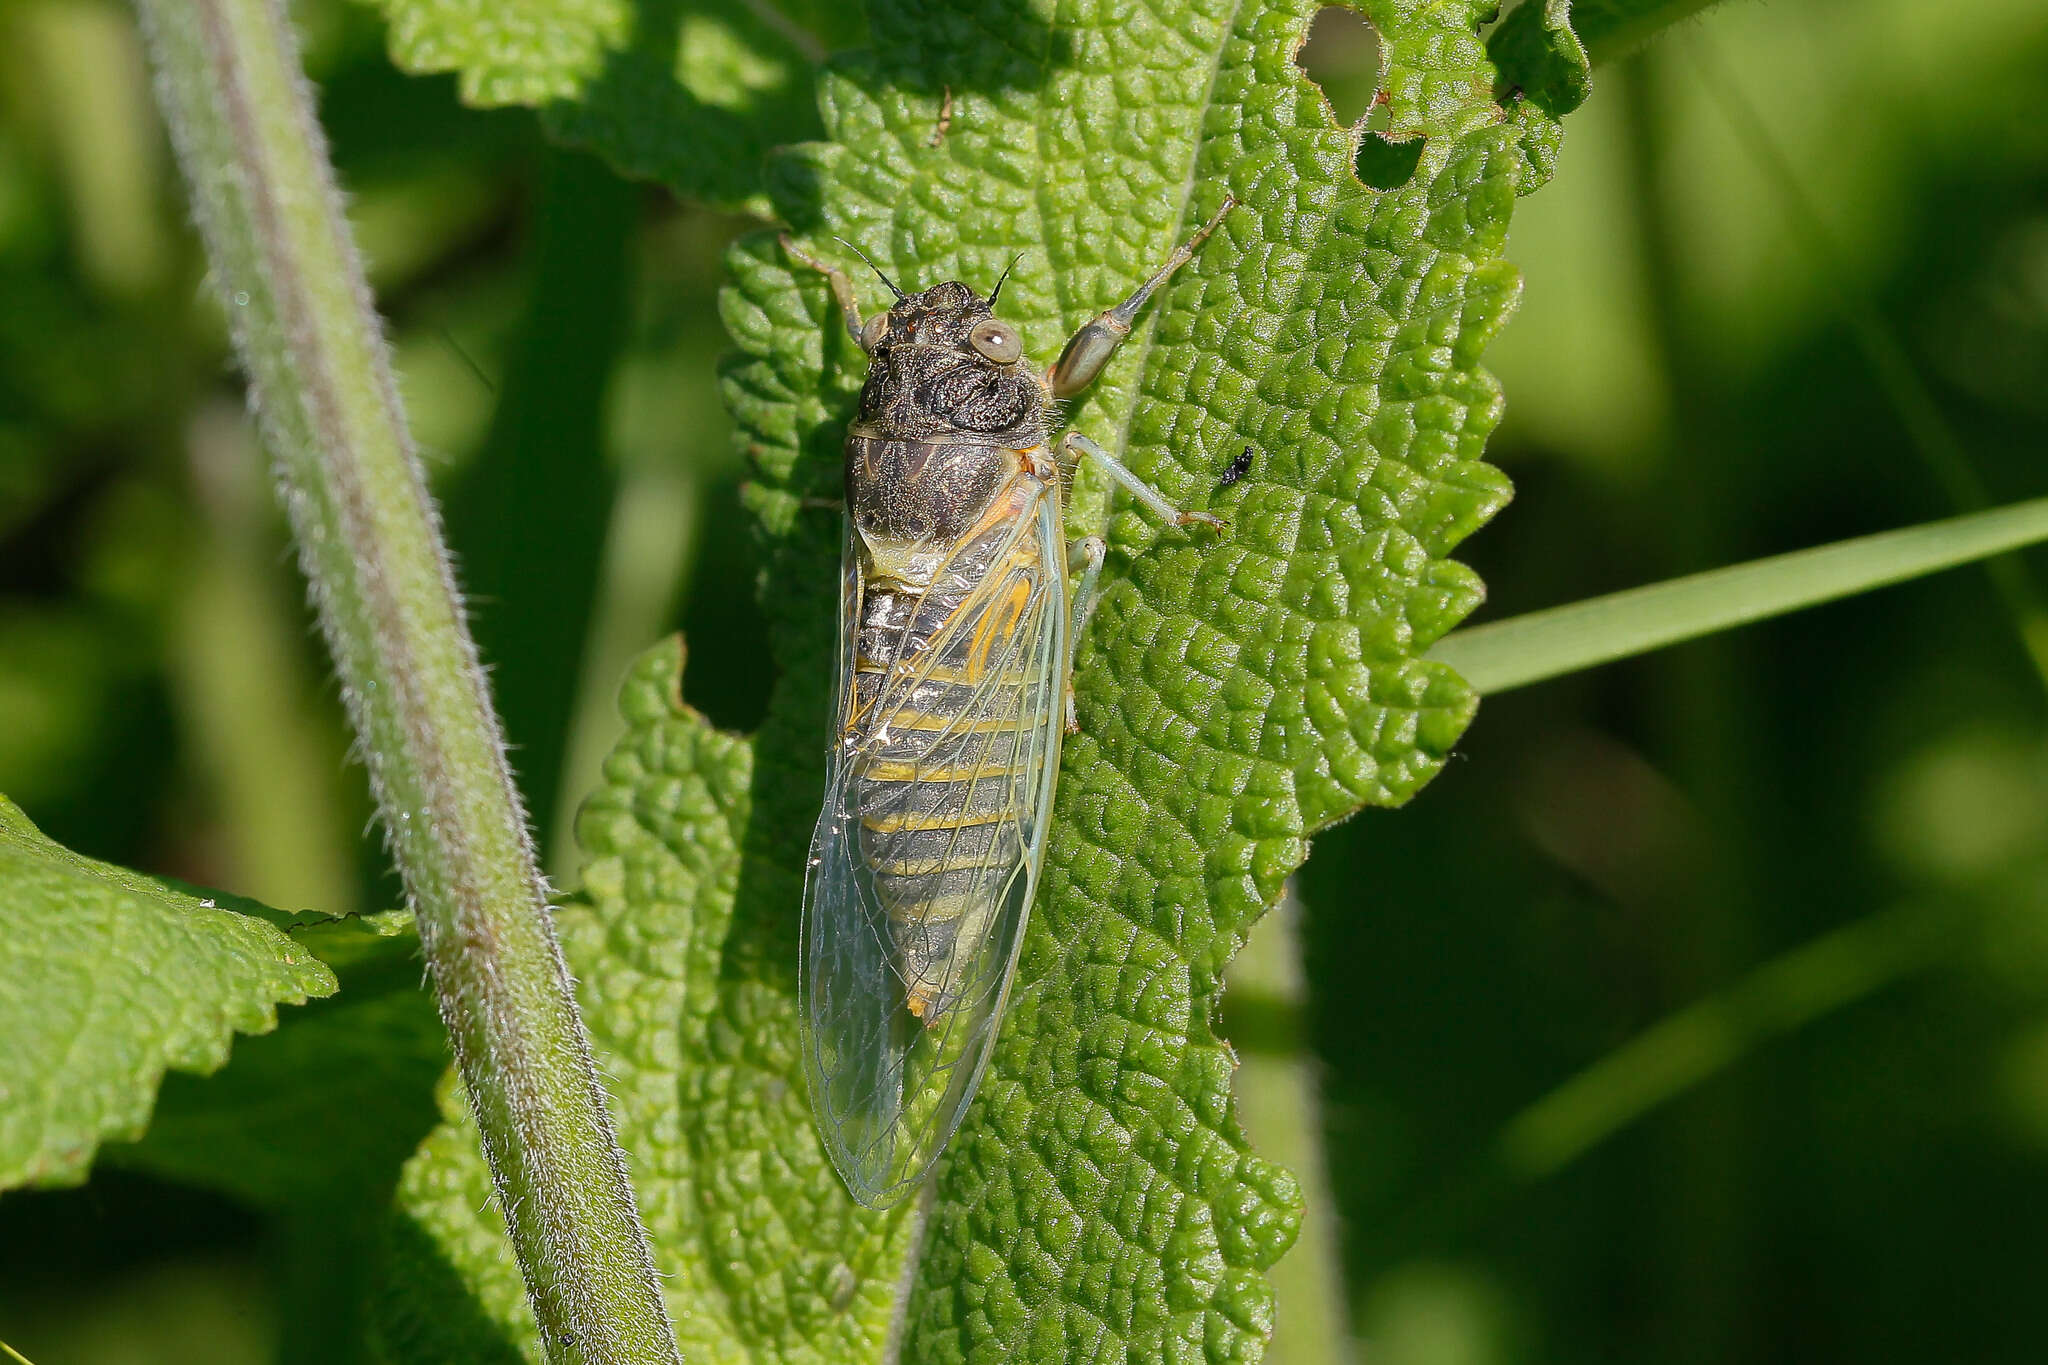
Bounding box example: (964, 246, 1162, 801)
(853, 276, 1046, 442)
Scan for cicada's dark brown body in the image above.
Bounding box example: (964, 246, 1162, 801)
(840, 281, 1061, 1029)
(787, 200, 1236, 1208)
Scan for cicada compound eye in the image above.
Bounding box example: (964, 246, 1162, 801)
(966, 318, 1022, 365)
(860, 313, 889, 352)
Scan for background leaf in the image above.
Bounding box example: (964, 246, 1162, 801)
(1564, 0, 1735, 63)
(365, 0, 866, 211)
(0, 796, 337, 1191)
(111, 908, 442, 1212)
(108, 910, 444, 1365)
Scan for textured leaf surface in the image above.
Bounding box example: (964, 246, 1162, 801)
(0, 795, 336, 1190)
(381, 0, 1550, 1357)
(365, 0, 864, 210)
(732, 0, 1535, 1357)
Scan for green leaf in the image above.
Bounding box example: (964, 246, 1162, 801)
(113, 909, 445, 1212)
(1565, 0, 1734, 65)
(365, 0, 865, 211)
(733, 0, 1533, 1351)
(0, 795, 337, 1191)
(1487, 0, 1592, 116)
(1429, 495, 2048, 695)
(381, 0, 1549, 1356)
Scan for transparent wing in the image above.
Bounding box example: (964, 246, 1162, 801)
(801, 478, 1067, 1209)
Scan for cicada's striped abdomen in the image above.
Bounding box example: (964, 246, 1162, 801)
(846, 452, 1059, 1022)
(803, 432, 1065, 1206)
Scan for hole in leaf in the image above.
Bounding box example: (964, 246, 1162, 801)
(1354, 134, 1424, 190)
(1295, 6, 1383, 128)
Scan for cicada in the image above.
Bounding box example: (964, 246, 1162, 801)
(786, 198, 1235, 1209)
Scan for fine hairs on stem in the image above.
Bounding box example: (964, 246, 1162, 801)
(132, 1, 680, 1359)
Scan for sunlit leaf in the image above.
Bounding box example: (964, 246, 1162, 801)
(364, 0, 864, 211)
(0, 796, 336, 1191)
(380, 0, 1555, 1354)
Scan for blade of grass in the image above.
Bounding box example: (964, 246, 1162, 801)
(133, 2, 679, 1360)
(1431, 496, 2048, 695)
(1688, 32, 2048, 689)
(174, 401, 359, 916)
(547, 458, 695, 883)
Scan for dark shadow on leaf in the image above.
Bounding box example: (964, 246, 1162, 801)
(1485, 0, 1591, 117)
(719, 278, 864, 1006)
(1356, 132, 1425, 189)
(543, 0, 838, 209)
(769, 0, 1070, 230)
(864, 0, 1073, 101)
(372, 1211, 530, 1365)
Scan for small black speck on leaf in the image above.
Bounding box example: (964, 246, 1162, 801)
(1219, 445, 1255, 488)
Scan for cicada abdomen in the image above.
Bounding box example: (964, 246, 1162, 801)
(844, 438, 1065, 1024)
(790, 201, 1236, 1209)
(805, 433, 1067, 1206)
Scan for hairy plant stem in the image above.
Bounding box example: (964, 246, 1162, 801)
(132, 2, 680, 1360)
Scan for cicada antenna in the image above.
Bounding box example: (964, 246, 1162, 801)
(833, 237, 908, 300)
(987, 251, 1026, 306)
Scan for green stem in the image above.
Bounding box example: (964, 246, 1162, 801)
(1431, 496, 2048, 695)
(131, 3, 679, 1361)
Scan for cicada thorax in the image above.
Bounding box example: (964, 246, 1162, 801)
(852, 280, 1043, 441)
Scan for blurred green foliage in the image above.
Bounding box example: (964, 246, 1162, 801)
(1, 0, 2046, 1361)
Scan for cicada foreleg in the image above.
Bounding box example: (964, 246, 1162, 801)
(1047, 194, 1238, 398)
(780, 235, 874, 352)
